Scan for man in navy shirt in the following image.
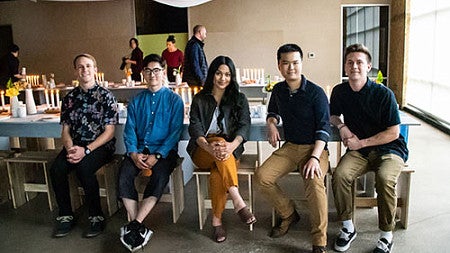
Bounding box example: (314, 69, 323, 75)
(255, 44, 330, 253)
(183, 24, 208, 88)
(330, 44, 408, 253)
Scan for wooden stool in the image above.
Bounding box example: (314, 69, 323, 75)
(193, 154, 257, 231)
(133, 157, 185, 223)
(0, 151, 15, 204)
(69, 155, 123, 217)
(5, 151, 59, 210)
(352, 167, 415, 229)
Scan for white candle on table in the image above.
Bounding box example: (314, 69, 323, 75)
(56, 89, 60, 108)
(1, 90, 5, 108)
(50, 89, 55, 108)
(44, 89, 50, 107)
(181, 88, 186, 104)
(187, 88, 192, 104)
(236, 68, 241, 83)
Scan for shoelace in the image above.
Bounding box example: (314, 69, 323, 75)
(338, 229, 351, 240)
(376, 239, 390, 251)
(56, 216, 73, 223)
(89, 216, 104, 223)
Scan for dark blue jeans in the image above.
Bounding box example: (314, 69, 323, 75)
(118, 150, 178, 201)
(50, 145, 113, 217)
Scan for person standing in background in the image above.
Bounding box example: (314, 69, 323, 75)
(0, 44, 24, 91)
(125, 38, 144, 82)
(161, 35, 184, 82)
(183, 25, 208, 88)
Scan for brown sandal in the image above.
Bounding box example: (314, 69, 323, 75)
(213, 225, 226, 243)
(237, 207, 257, 225)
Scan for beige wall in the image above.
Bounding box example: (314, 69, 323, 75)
(0, 0, 397, 92)
(0, 0, 136, 84)
(188, 0, 392, 89)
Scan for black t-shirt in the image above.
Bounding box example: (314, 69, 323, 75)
(0, 53, 20, 90)
(330, 79, 408, 161)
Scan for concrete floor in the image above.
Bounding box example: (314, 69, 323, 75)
(1, 114, 449, 253)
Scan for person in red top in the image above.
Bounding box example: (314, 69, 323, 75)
(161, 35, 184, 82)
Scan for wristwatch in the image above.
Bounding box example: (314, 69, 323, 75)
(84, 146, 91, 155)
(154, 153, 162, 160)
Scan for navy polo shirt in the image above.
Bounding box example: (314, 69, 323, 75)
(330, 79, 408, 161)
(267, 75, 330, 145)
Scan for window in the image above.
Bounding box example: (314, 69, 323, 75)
(342, 5, 389, 84)
(407, 0, 450, 127)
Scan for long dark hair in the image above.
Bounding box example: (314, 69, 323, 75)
(202, 55, 242, 135)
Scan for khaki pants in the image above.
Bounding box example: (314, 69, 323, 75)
(255, 142, 329, 246)
(192, 136, 239, 219)
(332, 151, 404, 231)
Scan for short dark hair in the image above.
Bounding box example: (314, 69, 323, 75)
(167, 35, 176, 43)
(129, 38, 139, 47)
(73, 53, 97, 68)
(143, 54, 166, 69)
(10, 44, 19, 53)
(193, 25, 205, 34)
(344, 44, 372, 63)
(277, 43, 303, 63)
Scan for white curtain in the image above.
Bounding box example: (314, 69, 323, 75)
(153, 0, 212, 8)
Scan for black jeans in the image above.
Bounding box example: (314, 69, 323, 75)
(50, 145, 113, 217)
(118, 150, 178, 201)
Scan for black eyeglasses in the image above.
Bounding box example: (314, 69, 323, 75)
(143, 68, 163, 75)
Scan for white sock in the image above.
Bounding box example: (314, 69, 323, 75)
(380, 231, 393, 243)
(342, 219, 355, 233)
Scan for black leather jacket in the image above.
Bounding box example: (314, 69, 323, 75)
(187, 91, 250, 159)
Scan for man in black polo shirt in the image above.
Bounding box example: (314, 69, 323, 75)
(330, 44, 408, 253)
(255, 43, 331, 253)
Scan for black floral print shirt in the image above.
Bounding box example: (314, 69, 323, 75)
(60, 83, 118, 148)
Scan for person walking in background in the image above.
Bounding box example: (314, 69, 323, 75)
(161, 35, 184, 82)
(124, 38, 144, 82)
(183, 25, 208, 88)
(187, 55, 256, 243)
(254, 44, 330, 253)
(118, 54, 184, 252)
(330, 44, 408, 253)
(50, 53, 118, 239)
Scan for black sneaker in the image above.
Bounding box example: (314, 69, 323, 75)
(85, 216, 105, 238)
(54, 215, 74, 238)
(334, 228, 357, 252)
(120, 220, 153, 252)
(373, 238, 394, 253)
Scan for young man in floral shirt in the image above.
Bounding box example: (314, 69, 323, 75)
(50, 53, 118, 238)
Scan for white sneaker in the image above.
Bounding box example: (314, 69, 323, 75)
(334, 228, 357, 252)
